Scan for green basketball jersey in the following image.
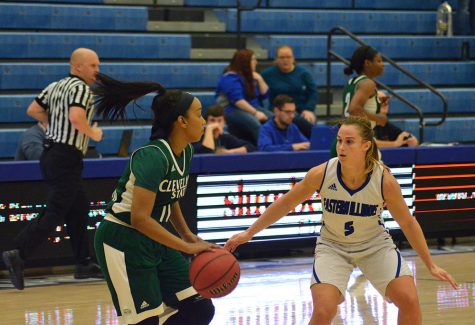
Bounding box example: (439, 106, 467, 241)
(106, 139, 193, 225)
(342, 75, 380, 128)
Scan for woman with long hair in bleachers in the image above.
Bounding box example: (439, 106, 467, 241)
(215, 48, 273, 145)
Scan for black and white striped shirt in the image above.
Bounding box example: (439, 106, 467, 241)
(36, 74, 94, 154)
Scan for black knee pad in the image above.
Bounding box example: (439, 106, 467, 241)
(193, 296, 215, 324)
(164, 295, 215, 325)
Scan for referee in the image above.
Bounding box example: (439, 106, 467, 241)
(2, 48, 104, 290)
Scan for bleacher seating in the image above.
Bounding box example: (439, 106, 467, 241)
(0, 32, 191, 59)
(213, 9, 439, 34)
(6, 32, 473, 61)
(0, 129, 24, 159)
(0, 92, 217, 124)
(6, 0, 458, 10)
(393, 117, 475, 144)
(93, 125, 152, 155)
(256, 36, 475, 60)
(387, 88, 475, 115)
(0, 3, 148, 31)
(184, 0, 457, 10)
(2, 62, 474, 90)
(14, 0, 103, 3)
(0, 63, 226, 90)
(0, 0, 474, 159)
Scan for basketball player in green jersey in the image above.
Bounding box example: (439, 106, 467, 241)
(331, 46, 389, 157)
(342, 46, 388, 128)
(226, 116, 457, 325)
(92, 74, 219, 325)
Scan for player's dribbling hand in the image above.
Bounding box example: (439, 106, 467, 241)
(429, 264, 458, 290)
(184, 234, 221, 250)
(186, 241, 221, 255)
(224, 231, 253, 252)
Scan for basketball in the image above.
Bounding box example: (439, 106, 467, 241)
(189, 248, 240, 299)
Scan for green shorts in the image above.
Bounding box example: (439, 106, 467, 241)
(94, 216, 197, 324)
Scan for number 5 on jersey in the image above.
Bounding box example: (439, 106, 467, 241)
(344, 221, 354, 236)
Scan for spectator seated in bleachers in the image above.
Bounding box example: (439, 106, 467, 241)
(193, 104, 256, 154)
(261, 45, 317, 139)
(258, 95, 310, 152)
(14, 121, 47, 160)
(215, 49, 273, 145)
(374, 91, 419, 148)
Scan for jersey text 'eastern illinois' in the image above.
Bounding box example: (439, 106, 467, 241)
(318, 158, 387, 244)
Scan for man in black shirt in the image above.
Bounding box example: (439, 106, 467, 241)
(193, 104, 256, 154)
(2, 48, 104, 290)
(373, 91, 419, 148)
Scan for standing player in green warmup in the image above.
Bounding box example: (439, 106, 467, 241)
(92, 74, 219, 325)
(342, 46, 388, 128)
(331, 45, 388, 157)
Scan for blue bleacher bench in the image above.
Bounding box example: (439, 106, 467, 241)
(1, 62, 474, 91)
(0, 3, 148, 31)
(0, 92, 216, 123)
(256, 35, 475, 60)
(214, 9, 438, 34)
(0, 32, 191, 59)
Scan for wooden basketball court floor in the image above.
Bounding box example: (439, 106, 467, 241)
(1, 248, 475, 325)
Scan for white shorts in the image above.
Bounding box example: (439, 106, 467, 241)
(311, 234, 413, 300)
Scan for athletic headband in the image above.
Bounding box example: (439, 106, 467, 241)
(150, 91, 196, 140)
(176, 91, 195, 117)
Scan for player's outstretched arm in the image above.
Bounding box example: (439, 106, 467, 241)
(383, 170, 458, 289)
(225, 163, 326, 252)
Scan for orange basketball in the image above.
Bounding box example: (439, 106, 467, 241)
(189, 248, 241, 299)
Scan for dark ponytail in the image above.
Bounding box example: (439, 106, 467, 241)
(93, 73, 197, 141)
(344, 45, 379, 76)
(93, 73, 166, 121)
(343, 66, 354, 75)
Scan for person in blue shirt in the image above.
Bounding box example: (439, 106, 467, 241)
(15, 121, 47, 160)
(261, 45, 317, 138)
(215, 49, 273, 145)
(258, 95, 310, 152)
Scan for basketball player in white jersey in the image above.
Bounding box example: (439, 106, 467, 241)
(225, 116, 457, 325)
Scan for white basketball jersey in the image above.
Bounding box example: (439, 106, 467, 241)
(319, 158, 387, 244)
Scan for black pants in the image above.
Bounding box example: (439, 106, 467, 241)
(373, 122, 403, 141)
(293, 114, 313, 139)
(15, 143, 90, 264)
